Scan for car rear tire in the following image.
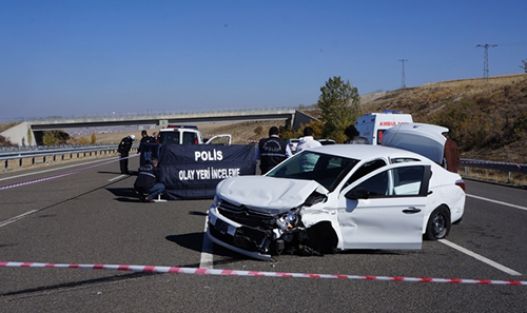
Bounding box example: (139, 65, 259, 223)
(425, 206, 451, 240)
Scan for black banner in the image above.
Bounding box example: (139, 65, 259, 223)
(157, 144, 256, 199)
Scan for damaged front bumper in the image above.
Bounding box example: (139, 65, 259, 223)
(207, 206, 273, 261)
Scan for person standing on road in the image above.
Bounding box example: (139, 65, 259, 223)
(257, 126, 292, 174)
(138, 130, 156, 166)
(344, 124, 369, 144)
(134, 159, 165, 202)
(117, 135, 135, 174)
(443, 134, 460, 173)
(295, 127, 322, 172)
(296, 127, 322, 153)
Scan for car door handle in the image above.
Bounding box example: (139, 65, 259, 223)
(402, 207, 421, 214)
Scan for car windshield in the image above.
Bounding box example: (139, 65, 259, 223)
(159, 132, 180, 144)
(266, 151, 359, 191)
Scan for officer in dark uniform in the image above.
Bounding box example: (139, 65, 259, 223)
(257, 126, 292, 174)
(138, 130, 156, 166)
(117, 135, 135, 174)
(134, 160, 165, 202)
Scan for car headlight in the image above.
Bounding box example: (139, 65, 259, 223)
(276, 210, 298, 231)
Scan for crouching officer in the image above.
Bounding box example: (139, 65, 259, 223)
(118, 134, 135, 174)
(134, 160, 166, 202)
(257, 126, 292, 174)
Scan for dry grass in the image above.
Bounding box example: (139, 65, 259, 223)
(461, 167, 527, 188)
(364, 74, 527, 163)
(75, 120, 285, 145)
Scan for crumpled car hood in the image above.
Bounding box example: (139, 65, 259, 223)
(217, 176, 325, 214)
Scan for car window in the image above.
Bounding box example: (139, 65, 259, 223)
(344, 159, 387, 188)
(182, 132, 198, 144)
(350, 165, 426, 198)
(352, 171, 389, 197)
(267, 151, 359, 191)
(159, 132, 180, 144)
(391, 166, 424, 196)
(391, 157, 421, 164)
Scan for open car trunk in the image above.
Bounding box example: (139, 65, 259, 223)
(381, 123, 448, 164)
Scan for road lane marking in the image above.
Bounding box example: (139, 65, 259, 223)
(467, 194, 527, 212)
(0, 156, 119, 182)
(0, 210, 38, 228)
(199, 214, 214, 269)
(108, 174, 128, 182)
(439, 239, 522, 276)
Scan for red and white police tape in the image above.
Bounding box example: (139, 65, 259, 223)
(0, 155, 137, 191)
(1, 261, 525, 286)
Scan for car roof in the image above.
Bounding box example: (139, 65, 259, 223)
(303, 143, 427, 161)
(159, 128, 199, 133)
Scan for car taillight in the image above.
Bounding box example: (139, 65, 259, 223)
(377, 130, 384, 144)
(455, 179, 466, 192)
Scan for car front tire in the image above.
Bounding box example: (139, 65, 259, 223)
(425, 206, 451, 240)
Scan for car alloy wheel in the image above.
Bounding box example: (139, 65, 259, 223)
(425, 207, 451, 240)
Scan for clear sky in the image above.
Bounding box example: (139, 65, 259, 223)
(1, 0, 526, 120)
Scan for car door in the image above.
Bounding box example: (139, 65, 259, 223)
(205, 134, 232, 145)
(336, 163, 431, 250)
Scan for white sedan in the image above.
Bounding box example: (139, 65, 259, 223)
(207, 145, 466, 260)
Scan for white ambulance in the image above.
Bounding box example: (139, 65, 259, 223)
(354, 111, 413, 145)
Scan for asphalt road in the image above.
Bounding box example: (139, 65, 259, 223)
(0, 157, 526, 313)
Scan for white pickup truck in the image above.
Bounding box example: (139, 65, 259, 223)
(158, 125, 231, 145)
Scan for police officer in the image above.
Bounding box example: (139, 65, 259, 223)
(257, 126, 292, 174)
(138, 130, 156, 166)
(134, 160, 165, 202)
(117, 135, 135, 174)
(344, 124, 368, 144)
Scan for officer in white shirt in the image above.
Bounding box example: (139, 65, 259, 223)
(295, 127, 322, 172)
(296, 127, 322, 153)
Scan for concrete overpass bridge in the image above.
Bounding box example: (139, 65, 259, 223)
(1, 109, 316, 146)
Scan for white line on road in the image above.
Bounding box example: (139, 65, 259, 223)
(0, 210, 38, 228)
(439, 239, 522, 276)
(108, 174, 128, 182)
(467, 194, 527, 212)
(199, 214, 214, 269)
(0, 156, 119, 182)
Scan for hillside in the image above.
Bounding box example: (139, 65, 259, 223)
(363, 74, 527, 163)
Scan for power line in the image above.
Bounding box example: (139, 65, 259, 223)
(476, 43, 498, 79)
(398, 59, 408, 88)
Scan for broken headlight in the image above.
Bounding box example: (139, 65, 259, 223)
(276, 210, 298, 231)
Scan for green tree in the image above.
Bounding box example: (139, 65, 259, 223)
(317, 76, 360, 142)
(90, 133, 97, 144)
(42, 130, 70, 146)
(42, 132, 59, 146)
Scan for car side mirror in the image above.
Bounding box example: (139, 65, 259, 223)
(345, 188, 370, 200)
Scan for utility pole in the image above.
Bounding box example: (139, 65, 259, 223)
(398, 58, 408, 88)
(476, 43, 498, 79)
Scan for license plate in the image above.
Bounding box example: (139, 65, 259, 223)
(214, 219, 236, 236)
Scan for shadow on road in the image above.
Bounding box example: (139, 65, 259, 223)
(97, 171, 123, 175)
(106, 187, 137, 198)
(165, 233, 204, 253)
(0, 272, 157, 297)
(188, 211, 207, 216)
(165, 233, 237, 259)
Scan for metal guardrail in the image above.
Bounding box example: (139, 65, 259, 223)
(0, 145, 117, 158)
(0, 145, 125, 171)
(460, 158, 527, 174)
